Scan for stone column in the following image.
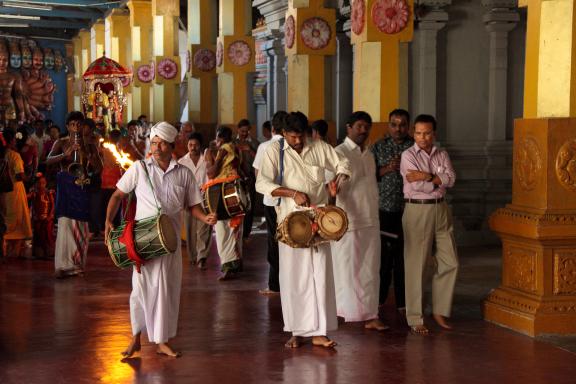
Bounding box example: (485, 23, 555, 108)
(128, 0, 153, 120)
(90, 21, 105, 60)
(78, 29, 91, 75)
(152, 0, 181, 123)
(416, 2, 449, 117)
(71, 36, 82, 111)
(485, 0, 576, 336)
(264, 34, 287, 118)
(334, 30, 353, 142)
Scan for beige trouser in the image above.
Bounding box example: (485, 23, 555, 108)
(184, 212, 212, 263)
(402, 201, 458, 326)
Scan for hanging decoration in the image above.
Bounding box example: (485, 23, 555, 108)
(194, 48, 216, 72)
(216, 41, 224, 67)
(227, 40, 252, 66)
(300, 17, 332, 50)
(351, 0, 366, 35)
(285, 15, 296, 49)
(157, 58, 178, 80)
(371, 0, 409, 34)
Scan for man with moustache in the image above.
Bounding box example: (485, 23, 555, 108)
(105, 122, 217, 358)
(332, 111, 388, 331)
(400, 114, 458, 334)
(371, 109, 414, 316)
(256, 112, 351, 348)
(178, 132, 211, 268)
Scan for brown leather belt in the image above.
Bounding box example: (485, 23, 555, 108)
(404, 198, 444, 204)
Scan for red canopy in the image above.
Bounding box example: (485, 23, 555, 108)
(83, 55, 131, 80)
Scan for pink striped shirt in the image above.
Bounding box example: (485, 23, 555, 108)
(400, 143, 456, 199)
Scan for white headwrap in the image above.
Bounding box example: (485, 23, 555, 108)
(150, 121, 178, 143)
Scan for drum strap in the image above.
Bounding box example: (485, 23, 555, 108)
(275, 138, 285, 207)
(140, 160, 161, 214)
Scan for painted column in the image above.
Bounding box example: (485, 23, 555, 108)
(486, 0, 576, 336)
(152, 0, 181, 123)
(415, 3, 448, 117)
(264, 34, 287, 117)
(106, 9, 132, 123)
(71, 36, 82, 111)
(216, 0, 255, 125)
(90, 21, 105, 60)
(188, 0, 218, 124)
(334, 31, 353, 142)
(128, 0, 153, 120)
(351, 0, 415, 141)
(78, 29, 91, 75)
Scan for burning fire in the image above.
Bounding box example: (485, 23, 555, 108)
(103, 142, 134, 169)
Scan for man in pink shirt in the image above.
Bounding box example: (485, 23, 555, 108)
(400, 114, 458, 335)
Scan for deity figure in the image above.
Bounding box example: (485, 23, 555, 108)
(44, 48, 54, 70)
(107, 90, 122, 130)
(87, 84, 110, 129)
(9, 40, 21, 69)
(0, 43, 26, 124)
(21, 42, 32, 69)
(54, 50, 63, 72)
(32, 47, 44, 71)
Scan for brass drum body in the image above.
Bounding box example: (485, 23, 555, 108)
(107, 214, 178, 269)
(315, 206, 348, 241)
(276, 211, 315, 248)
(203, 179, 251, 220)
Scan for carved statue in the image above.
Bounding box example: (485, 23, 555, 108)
(9, 40, 21, 69)
(0, 42, 26, 124)
(21, 46, 56, 120)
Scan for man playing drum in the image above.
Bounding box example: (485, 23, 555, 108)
(255, 112, 351, 348)
(332, 111, 388, 331)
(105, 122, 216, 358)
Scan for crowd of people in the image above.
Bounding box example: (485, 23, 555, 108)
(0, 106, 458, 356)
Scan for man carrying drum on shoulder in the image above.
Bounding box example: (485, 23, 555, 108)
(255, 111, 351, 349)
(105, 122, 216, 359)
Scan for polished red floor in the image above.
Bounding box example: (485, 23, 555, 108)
(1, 235, 575, 383)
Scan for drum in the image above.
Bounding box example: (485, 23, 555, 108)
(107, 214, 178, 269)
(203, 179, 250, 220)
(315, 206, 348, 241)
(276, 211, 315, 248)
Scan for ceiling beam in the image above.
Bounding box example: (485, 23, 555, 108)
(4, 0, 123, 9)
(0, 17, 88, 28)
(0, 6, 103, 19)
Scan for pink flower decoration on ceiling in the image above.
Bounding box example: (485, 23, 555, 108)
(157, 58, 178, 80)
(300, 17, 331, 50)
(137, 64, 153, 83)
(351, 0, 366, 35)
(285, 15, 296, 49)
(227, 40, 252, 67)
(216, 41, 224, 67)
(194, 48, 216, 72)
(371, 0, 409, 35)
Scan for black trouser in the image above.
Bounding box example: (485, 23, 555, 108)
(379, 210, 405, 308)
(243, 181, 256, 238)
(263, 205, 280, 292)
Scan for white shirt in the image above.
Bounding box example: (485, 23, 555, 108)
(30, 133, 49, 157)
(116, 157, 201, 223)
(178, 153, 208, 189)
(335, 137, 379, 230)
(256, 138, 351, 223)
(253, 133, 283, 206)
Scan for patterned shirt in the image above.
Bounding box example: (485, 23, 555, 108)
(371, 135, 414, 212)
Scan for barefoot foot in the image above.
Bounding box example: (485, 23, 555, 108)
(433, 314, 453, 329)
(121, 336, 141, 358)
(410, 324, 429, 335)
(156, 343, 182, 358)
(312, 336, 337, 348)
(364, 319, 390, 331)
(285, 336, 303, 348)
(259, 288, 280, 296)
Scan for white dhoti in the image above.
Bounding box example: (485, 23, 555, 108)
(130, 243, 183, 344)
(331, 227, 381, 322)
(279, 242, 338, 336)
(54, 217, 89, 274)
(215, 220, 243, 272)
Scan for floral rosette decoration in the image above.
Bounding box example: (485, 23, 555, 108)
(227, 40, 252, 66)
(137, 63, 154, 83)
(284, 15, 296, 49)
(216, 41, 224, 67)
(186, 50, 191, 73)
(351, 0, 366, 35)
(157, 58, 178, 80)
(371, 0, 409, 35)
(121, 75, 131, 87)
(194, 48, 216, 72)
(300, 17, 332, 50)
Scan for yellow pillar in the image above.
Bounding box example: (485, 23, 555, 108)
(188, 0, 218, 124)
(152, 0, 181, 123)
(216, 0, 255, 125)
(91, 21, 105, 59)
(351, 0, 414, 141)
(71, 36, 82, 111)
(285, 0, 336, 123)
(106, 9, 132, 123)
(128, 0, 153, 120)
(78, 29, 91, 75)
(485, 0, 576, 336)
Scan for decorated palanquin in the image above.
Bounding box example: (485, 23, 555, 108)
(81, 55, 131, 133)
